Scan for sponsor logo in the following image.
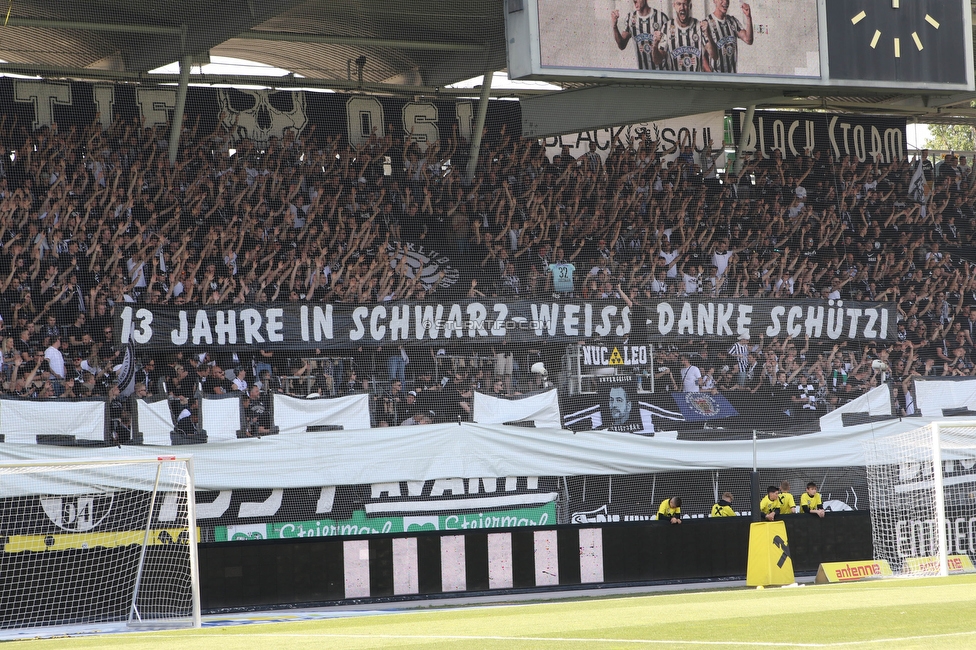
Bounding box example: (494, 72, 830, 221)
(896, 517, 976, 558)
(815, 560, 893, 583)
(39, 493, 114, 533)
(580, 345, 648, 367)
(2, 528, 196, 554)
(904, 555, 976, 575)
(834, 563, 885, 581)
(213, 504, 557, 542)
(571, 505, 620, 524)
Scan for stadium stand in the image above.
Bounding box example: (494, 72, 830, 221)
(0, 110, 967, 437)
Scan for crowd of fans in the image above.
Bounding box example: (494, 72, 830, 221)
(0, 111, 973, 434)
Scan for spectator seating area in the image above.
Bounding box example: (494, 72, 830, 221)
(0, 111, 971, 438)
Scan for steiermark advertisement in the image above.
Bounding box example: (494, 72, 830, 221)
(213, 503, 557, 542)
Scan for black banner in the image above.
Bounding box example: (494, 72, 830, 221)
(0, 78, 521, 147)
(731, 110, 907, 163)
(117, 298, 893, 350)
(117, 300, 633, 350)
(640, 298, 894, 342)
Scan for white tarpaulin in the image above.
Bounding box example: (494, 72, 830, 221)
(136, 399, 174, 445)
(473, 390, 562, 429)
(818, 385, 893, 430)
(914, 378, 976, 417)
(272, 393, 371, 435)
(0, 399, 105, 443)
(201, 395, 241, 443)
(0, 415, 933, 496)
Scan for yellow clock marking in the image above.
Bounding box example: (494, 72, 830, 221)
(851, 9, 942, 53)
(892, 0, 899, 7)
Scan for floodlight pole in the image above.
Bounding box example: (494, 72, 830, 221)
(465, 71, 495, 183)
(168, 56, 192, 165)
(733, 105, 756, 175)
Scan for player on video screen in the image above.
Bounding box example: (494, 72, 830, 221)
(611, 0, 668, 71)
(652, 0, 711, 72)
(704, 0, 753, 73)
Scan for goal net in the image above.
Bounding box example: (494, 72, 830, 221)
(864, 421, 976, 577)
(0, 457, 200, 633)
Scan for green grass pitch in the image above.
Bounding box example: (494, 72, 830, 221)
(10, 575, 976, 649)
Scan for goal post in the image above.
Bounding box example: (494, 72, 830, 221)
(0, 456, 201, 633)
(864, 420, 976, 578)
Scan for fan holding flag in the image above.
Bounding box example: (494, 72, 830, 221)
(908, 149, 934, 209)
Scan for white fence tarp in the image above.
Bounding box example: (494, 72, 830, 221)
(136, 399, 175, 446)
(0, 415, 934, 496)
(473, 389, 562, 429)
(272, 393, 371, 435)
(914, 378, 976, 417)
(818, 385, 893, 430)
(201, 395, 241, 443)
(1, 399, 105, 443)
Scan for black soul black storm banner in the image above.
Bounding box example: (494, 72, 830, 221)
(731, 109, 907, 163)
(117, 298, 893, 350)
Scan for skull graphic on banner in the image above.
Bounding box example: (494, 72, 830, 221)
(218, 89, 308, 143)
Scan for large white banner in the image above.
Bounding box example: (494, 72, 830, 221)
(201, 395, 242, 443)
(473, 389, 562, 429)
(136, 398, 175, 446)
(272, 393, 371, 435)
(1, 398, 105, 443)
(541, 111, 726, 166)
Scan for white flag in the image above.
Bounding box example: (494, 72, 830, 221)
(909, 160, 927, 203)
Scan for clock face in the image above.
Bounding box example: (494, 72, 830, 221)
(825, 0, 968, 84)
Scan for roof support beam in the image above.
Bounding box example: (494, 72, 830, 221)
(238, 31, 486, 52)
(465, 71, 494, 183)
(168, 56, 192, 165)
(0, 64, 553, 98)
(5, 18, 183, 36)
(121, 0, 308, 73)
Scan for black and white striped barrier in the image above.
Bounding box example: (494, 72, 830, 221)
(199, 513, 874, 610)
(340, 529, 604, 598)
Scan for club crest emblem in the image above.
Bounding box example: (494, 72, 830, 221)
(684, 392, 720, 417)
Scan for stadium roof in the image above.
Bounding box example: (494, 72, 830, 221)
(0, 0, 508, 94)
(0, 0, 975, 126)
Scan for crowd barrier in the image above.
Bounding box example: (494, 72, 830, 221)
(198, 512, 873, 609)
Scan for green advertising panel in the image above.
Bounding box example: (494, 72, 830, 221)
(213, 503, 557, 542)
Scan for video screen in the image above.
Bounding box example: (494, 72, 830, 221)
(537, 0, 821, 79)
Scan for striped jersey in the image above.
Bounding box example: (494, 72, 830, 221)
(727, 341, 749, 372)
(626, 9, 668, 70)
(706, 14, 743, 73)
(664, 21, 706, 72)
